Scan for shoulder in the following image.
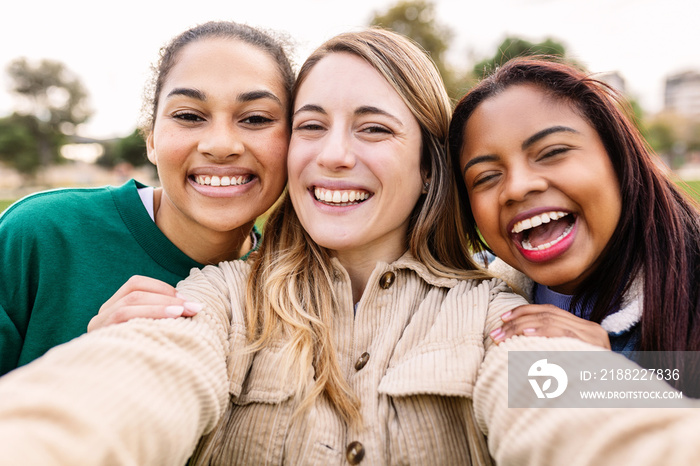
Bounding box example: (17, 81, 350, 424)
(1, 184, 126, 224)
(176, 261, 252, 318)
(487, 258, 534, 302)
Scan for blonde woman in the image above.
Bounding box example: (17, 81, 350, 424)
(0, 29, 692, 466)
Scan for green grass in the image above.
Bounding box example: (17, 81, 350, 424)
(0, 200, 14, 213)
(680, 180, 700, 203)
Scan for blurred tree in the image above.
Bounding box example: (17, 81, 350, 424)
(96, 129, 148, 168)
(472, 37, 570, 79)
(645, 118, 676, 155)
(0, 113, 65, 175)
(0, 114, 42, 175)
(370, 0, 471, 98)
(686, 122, 700, 153)
(6, 58, 92, 170)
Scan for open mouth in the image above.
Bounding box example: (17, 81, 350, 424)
(191, 174, 253, 187)
(511, 211, 576, 251)
(313, 187, 372, 207)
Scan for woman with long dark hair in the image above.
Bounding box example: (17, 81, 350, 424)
(449, 57, 700, 396)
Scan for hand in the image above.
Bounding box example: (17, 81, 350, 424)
(87, 275, 203, 332)
(489, 304, 611, 349)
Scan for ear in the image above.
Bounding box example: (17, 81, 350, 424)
(146, 132, 157, 166)
(421, 168, 431, 194)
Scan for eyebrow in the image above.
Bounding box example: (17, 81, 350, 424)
(167, 87, 206, 101)
(238, 90, 282, 105)
(522, 125, 579, 150)
(293, 104, 325, 118)
(463, 154, 499, 175)
(462, 125, 580, 175)
(166, 88, 282, 105)
(354, 106, 403, 127)
(292, 104, 403, 126)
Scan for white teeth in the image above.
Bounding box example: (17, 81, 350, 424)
(521, 222, 574, 251)
(314, 187, 370, 206)
(193, 174, 251, 186)
(512, 211, 568, 234)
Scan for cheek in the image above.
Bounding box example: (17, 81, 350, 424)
(286, 138, 315, 185)
(468, 192, 500, 240)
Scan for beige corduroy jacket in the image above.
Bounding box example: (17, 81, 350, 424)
(0, 252, 696, 465)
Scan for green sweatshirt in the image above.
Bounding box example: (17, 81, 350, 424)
(0, 179, 257, 376)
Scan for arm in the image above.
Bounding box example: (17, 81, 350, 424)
(0, 204, 34, 375)
(0, 263, 246, 465)
(474, 336, 699, 465)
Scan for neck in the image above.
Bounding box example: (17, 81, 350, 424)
(153, 188, 254, 264)
(334, 243, 406, 303)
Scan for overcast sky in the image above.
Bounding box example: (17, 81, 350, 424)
(2, 0, 698, 140)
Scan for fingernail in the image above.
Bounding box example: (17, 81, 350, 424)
(523, 328, 537, 334)
(490, 328, 505, 341)
(183, 302, 204, 313)
(501, 310, 512, 321)
(165, 305, 184, 317)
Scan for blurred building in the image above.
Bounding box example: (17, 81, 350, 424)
(598, 71, 627, 95)
(665, 71, 700, 119)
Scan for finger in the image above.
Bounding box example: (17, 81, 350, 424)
(499, 319, 611, 349)
(494, 312, 572, 342)
(89, 304, 189, 332)
(90, 290, 202, 333)
(500, 304, 568, 322)
(101, 276, 178, 309)
(114, 304, 189, 324)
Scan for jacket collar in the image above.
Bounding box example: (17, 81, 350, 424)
(330, 250, 462, 289)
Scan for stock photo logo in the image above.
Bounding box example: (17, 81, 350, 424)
(527, 358, 569, 399)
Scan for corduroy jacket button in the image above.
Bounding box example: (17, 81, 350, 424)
(354, 352, 370, 370)
(378, 271, 395, 289)
(346, 441, 365, 464)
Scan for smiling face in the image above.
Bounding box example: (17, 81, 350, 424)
(460, 84, 622, 294)
(147, 37, 289, 249)
(288, 52, 424, 263)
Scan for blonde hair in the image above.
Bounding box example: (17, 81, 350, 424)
(246, 28, 489, 425)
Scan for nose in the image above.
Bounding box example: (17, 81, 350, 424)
(500, 163, 548, 205)
(198, 120, 245, 160)
(316, 127, 356, 170)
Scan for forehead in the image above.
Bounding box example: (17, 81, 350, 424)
(295, 52, 405, 110)
(164, 38, 286, 97)
(463, 84, 587, 148)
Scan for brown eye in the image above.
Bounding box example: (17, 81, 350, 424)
(242, 115, 273, 125)
(539, 147, 569, 160)
(173, 112, 204, 122)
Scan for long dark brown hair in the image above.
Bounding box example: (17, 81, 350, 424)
(449, 57, 700, 394)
